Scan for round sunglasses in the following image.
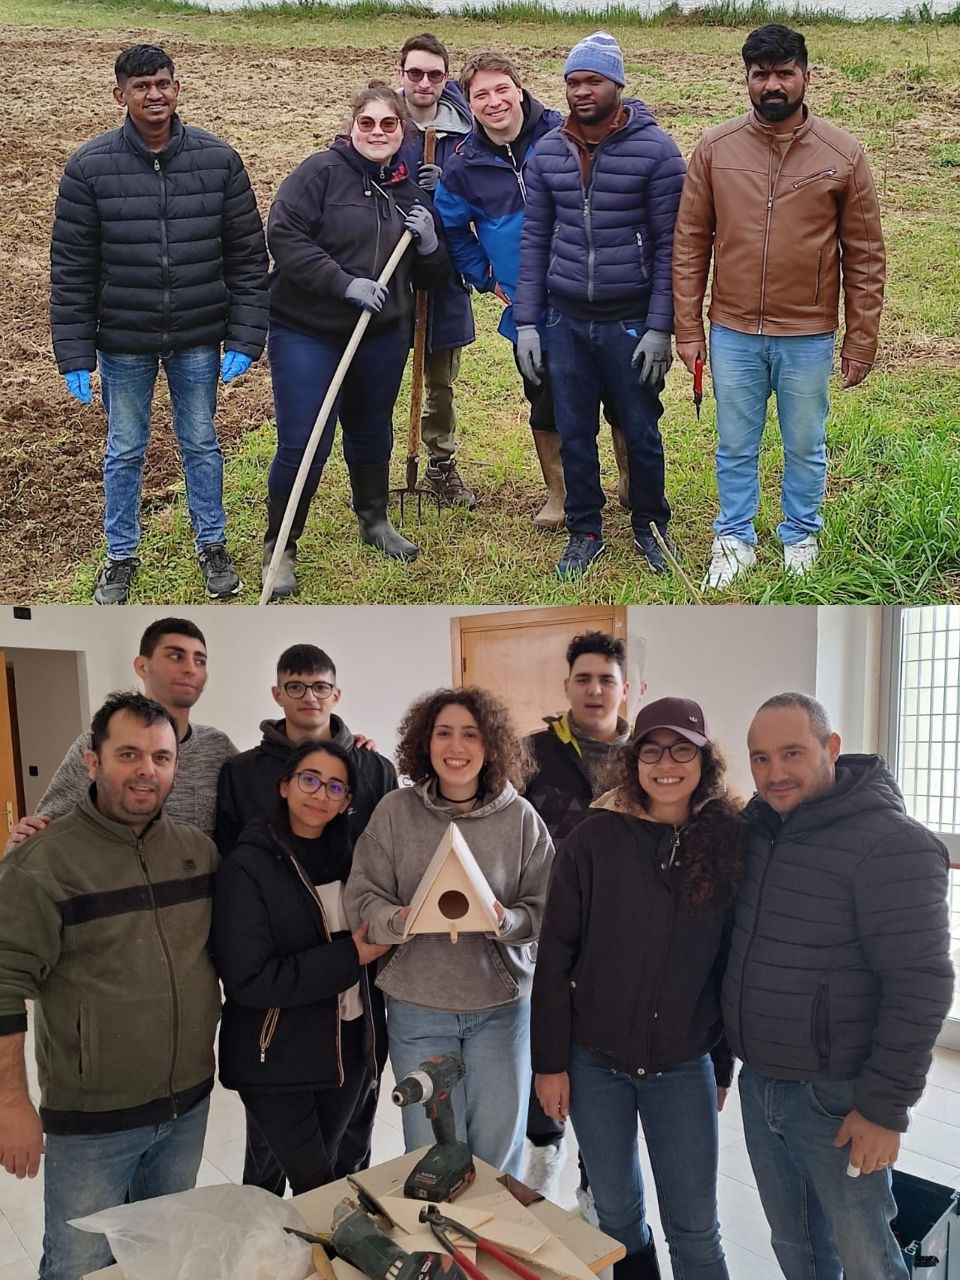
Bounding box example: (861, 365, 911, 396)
(355, 114, 401, 134)
(403, 67, 446, 84)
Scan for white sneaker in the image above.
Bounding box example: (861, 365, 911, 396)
(784, 535, 818, 575)
(702, 535, 757, 589)
(524, 1138, 566, 1202)
(576, 1184, 599, 1226)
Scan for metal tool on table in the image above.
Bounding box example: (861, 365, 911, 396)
(284, 1226, 339, 1280)
(420, 1206, 543, 1280)
(331, 1197, 466, 1280)
(347, 1174, 401, 1233)
(693, 356, 704, 421)
(392, 125, 442, 523)
(392, 1053, 475, 1201)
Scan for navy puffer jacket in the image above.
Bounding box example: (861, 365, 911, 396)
(514, 100, 686, 331)
(50, 115, 268, 372)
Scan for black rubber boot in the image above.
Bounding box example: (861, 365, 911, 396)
(347, 462, 419, 562)
(262, 487, 313, 600)
(613, 1239, 661, 1280)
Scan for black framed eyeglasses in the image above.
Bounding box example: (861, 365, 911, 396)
(282, 680, 335, 700)
(636, 741, 700, 764)
(403, 67, 446, 84)
(291, 771, 349, 800)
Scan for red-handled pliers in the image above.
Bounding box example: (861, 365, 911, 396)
(420, 1206, 541, 1280)
(694, 356, 703, 421)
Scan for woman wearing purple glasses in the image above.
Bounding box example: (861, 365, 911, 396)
(263, 82, 452, 595)
(213, 739, 390, 1192)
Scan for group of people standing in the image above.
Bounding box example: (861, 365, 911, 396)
(0, 619, 951, 1280)
(50, 22, 885, 601)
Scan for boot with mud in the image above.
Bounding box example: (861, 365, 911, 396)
(611, 427, 631, 510)
(532, 430, 567, 531)
(262, 486, 315, 600)
(348, 462, 419, 562)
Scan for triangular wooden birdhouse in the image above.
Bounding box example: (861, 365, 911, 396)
(403, 822, 500, 943)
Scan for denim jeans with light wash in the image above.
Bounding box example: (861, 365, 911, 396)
(40, 1095, 209, 1280)
(738, 1067, 908, 1280)
(98, 346, 225, 559)
(569, 1045, 728, 1279)
(385, 996, 530, 1178)
(543, 309, 670, 539)
(708, 324, 835, 546)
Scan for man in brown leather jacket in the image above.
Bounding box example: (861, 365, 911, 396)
(673, 25, 885, 590)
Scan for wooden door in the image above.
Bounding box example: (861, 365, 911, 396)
(0, 654, 23, 844)
(451, 607, 627, 737)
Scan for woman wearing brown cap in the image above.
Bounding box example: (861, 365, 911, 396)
(531, 697, 744, 1280)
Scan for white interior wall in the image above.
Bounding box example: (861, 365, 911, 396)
(3, 649, 87, 812)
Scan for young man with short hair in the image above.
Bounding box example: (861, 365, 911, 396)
(4, 617, 236, 855)
(0, 691, 221, 1280)
(50, 44, 269, 603)
(397, 33, 477, 509)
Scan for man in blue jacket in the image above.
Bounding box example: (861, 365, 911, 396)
(50, 45, 269, 605)
(397, 34, 478, 510)
(514, 33, 686, 580)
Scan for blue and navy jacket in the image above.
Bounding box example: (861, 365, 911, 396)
(514, 100, 686, 333)
(398, 82, 476, 353)
(434, 94, 563, 343)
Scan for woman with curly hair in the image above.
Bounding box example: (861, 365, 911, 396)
(345, 687, 554, 1176)
(532, 697, 744, 1280)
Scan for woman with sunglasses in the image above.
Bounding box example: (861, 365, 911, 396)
(264, 82, 452, 596)
(345, 688, 554, 1178)
(213, 739, 391, 1192)
(532, 698, 744, 1280)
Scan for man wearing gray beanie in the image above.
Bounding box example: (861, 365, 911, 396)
(514, 32, 686, 581)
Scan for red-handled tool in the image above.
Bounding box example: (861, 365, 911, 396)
(693, 357, 703, 421)
(420, 1206, 542, 1280)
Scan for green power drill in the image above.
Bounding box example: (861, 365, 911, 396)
(391, 1053, 476, 1201)
(331, 1200, 465, 1280)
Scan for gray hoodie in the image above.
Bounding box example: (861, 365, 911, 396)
(344, 782, 554, 1012)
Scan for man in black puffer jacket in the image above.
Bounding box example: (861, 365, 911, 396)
(724, 691, 953, 1280)
(50, 44, 269, 605)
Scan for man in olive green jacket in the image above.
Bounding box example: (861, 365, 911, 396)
(0, 691, 221, 1280)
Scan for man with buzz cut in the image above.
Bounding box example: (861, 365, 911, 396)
(0, 691, 221, 1280)
(726, 692, 952, 1280)
(396, 32, 478, 509)
(215, 642, 397, 1193)
(50, 44, 269, 604)
(4, 616, 235, 856)
(522, 631, 634, 1210)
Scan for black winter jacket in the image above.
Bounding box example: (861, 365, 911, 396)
(532, 794, 740, 1083)
(267, 140, 452, 339)
(50, 115, 268, 371)
(214, 716, 398, 855)
(212, 817, 385, 1091)
(524, 715, 605, 844)
(723, 754, 953, 1132)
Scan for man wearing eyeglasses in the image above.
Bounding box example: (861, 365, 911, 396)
(396, 33, 477, 511)
(214, 642, 396, 1193)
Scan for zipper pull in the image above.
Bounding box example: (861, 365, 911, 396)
(154, 159, 160, 172)
(767, 195, 774, 209)
(260, 1049, 266, 1064)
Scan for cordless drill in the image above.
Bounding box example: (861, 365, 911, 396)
(391, 1054, 476, 1201)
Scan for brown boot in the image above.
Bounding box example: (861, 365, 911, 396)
(611, 427, 631, 509)
(532, 430, 566, 531)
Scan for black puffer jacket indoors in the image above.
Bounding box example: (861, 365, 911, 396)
(723, 754, 953, 1131)
(50, 114, 268, 371)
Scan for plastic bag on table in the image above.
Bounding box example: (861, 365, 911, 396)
(70, 1183, 316, 1280)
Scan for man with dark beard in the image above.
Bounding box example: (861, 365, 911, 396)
(673, 25, 885, 591)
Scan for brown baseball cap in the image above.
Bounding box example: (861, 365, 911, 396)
(632, 697, 710, 747)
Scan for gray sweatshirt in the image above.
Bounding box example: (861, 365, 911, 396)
(344, 781, 554, 1012)
(37, 723, 236, 837)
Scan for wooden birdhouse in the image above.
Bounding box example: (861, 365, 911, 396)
(403, 822, 500, 943)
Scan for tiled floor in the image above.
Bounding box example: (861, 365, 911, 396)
(4, 1046, 960, 1279)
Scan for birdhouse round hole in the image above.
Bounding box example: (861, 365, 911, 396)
(437, 890, 470, 920)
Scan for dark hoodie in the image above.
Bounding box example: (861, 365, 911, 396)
(214, 716, 397, 855)
(267, 137, 451, 339)
(723, 754, 953, 1131)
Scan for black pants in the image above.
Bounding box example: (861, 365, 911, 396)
(240, 1019, 374, 1195)
(526, 1079, 589, 1190)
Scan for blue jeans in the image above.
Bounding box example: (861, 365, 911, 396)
(569, 1046, 728, 1278)
(738, 1067, 908, 1280)
(709, 324, 835, 546)
(385, 996, 530, 1178)
(98, 347, 225, 558)
(267, 321, 409, 505)
(544, 309, 670, 538)
(40, 1095, 209, 1280)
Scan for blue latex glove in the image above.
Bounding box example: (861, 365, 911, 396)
(221, 350, 252, 384)
(404, 204, 439, 256)
(515, 325, 543, 386)
(64, 371, 92, 404)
